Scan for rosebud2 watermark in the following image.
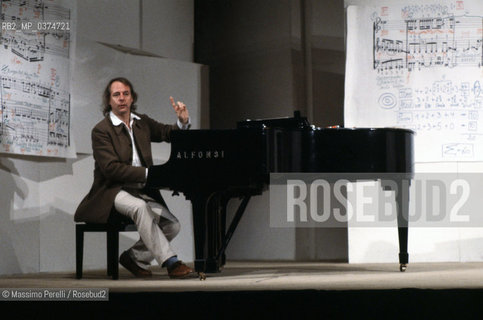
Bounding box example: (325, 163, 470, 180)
(269, 173, 482, 228)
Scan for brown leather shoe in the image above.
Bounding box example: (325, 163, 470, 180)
(167, 261, 193, 279)
(119, 251, 152, 278)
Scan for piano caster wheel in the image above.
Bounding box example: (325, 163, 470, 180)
(198, 272, 207, 281)
(400, 264, 407, 272)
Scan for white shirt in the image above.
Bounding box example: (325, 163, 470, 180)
(109, 112, 190, 186)
(110, 111, 144, 168)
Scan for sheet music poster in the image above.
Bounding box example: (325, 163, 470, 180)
(0, 0, 74, 158)
(345, 0, 483, 162)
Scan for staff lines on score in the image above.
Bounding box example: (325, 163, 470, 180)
(373, 14, 483, 72)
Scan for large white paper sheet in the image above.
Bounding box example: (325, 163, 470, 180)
(0, 0, 75, 158)
(345, 0, 483, 162)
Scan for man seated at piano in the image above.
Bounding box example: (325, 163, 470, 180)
(74, 77, 194, 279)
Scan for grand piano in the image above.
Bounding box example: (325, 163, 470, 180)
(146, 112, 414, 274)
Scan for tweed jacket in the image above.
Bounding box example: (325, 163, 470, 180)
(74, 113, 178, 223)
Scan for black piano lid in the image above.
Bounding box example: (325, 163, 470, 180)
(237, 111, 310, 129)
(238, 111, 415, 135)
(313, 126, 416, 135)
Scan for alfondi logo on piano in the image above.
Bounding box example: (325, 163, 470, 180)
(176, 150, 225, 159)
(269, 173, 483, 228)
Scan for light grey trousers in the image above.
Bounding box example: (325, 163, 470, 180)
(114, 190, 180, 270)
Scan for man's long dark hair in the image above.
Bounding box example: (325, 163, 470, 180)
(102, 77, 138, 116)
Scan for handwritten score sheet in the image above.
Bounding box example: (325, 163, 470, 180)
(345, 0, 483, 162)
(0, 0, 74, 158)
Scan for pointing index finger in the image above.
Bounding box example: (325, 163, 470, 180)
(170, 96, 177, 109)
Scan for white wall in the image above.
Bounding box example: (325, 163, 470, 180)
(0, 157, 41, 274)
(76, 0, 194, 61)
(142, 0, 194, 61)
(0, 0, 198, 275)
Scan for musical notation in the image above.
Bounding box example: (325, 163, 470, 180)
(346, 3, 483, 162)
(0, 0, 72, 157)
(2, 75, 53, 97)
(0, 74, 70, 150)
(1, 0, 70, 61)
(374, 15, 483, 73)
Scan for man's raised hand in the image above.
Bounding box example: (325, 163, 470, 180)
(170, 96, 189, 124)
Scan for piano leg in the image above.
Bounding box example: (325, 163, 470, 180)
(191, 192, 252, 274)
(215, 195, 251, 263)
(207, 193, 226, 272)
(218, 196, 229, 267)
(191, 193, 225, 273)
(191, 195, 208, 273)
(396, 179, 410, 272)
(382, 178, 410, 272)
